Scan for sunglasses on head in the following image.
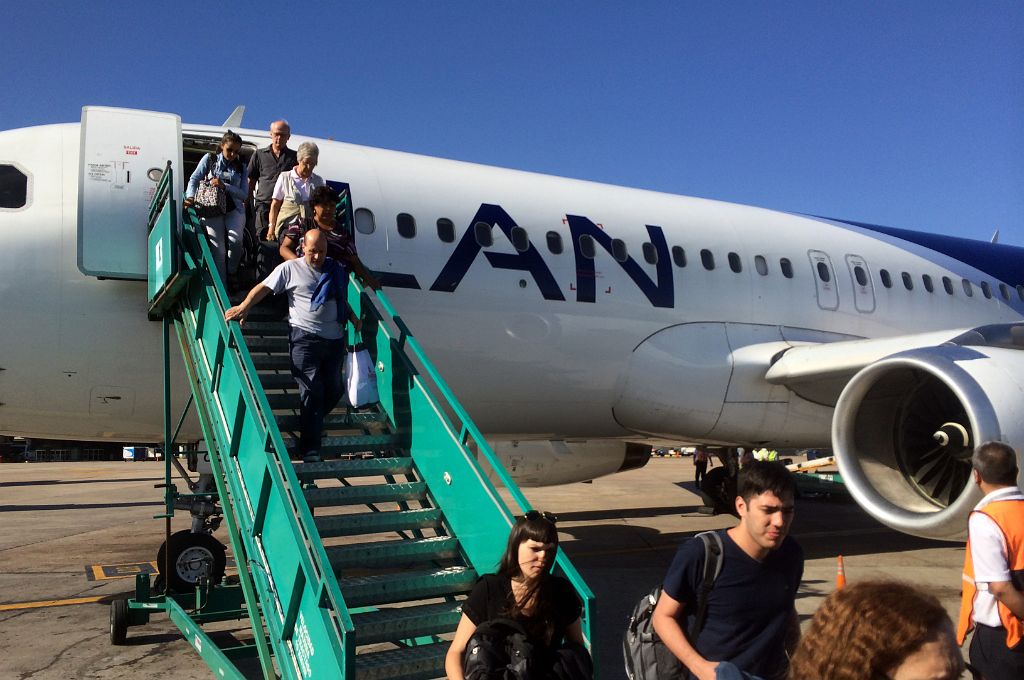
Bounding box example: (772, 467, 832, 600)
(523, 510, 557, 524)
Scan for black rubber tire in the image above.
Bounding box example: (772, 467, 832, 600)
(156, 530, 227, 593)
(700, 466, 739, 516)
(110, 598, 129, 645)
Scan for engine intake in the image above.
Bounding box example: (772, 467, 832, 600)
(833, 346, 1024, 540)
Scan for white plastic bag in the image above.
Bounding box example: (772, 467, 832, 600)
(345, 347, 379, 407)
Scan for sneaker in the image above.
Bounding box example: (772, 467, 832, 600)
(302, 452, 321, 463)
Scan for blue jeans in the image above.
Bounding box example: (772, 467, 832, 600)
(289, 327, 345, 455)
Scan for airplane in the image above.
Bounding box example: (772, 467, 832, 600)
(1, 105, 1023, 541)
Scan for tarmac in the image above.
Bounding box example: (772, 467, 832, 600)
(0, 458, 966, 679)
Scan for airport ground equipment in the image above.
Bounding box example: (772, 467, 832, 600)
(113, 164, 595, 679)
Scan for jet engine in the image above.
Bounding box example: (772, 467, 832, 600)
(833, 345, 1024, 540)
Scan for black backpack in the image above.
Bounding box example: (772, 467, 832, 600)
(623, 530, 724, 680)
(464, 618, 540, 680)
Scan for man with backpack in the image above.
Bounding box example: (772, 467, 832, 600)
(651, 461, 803, 680)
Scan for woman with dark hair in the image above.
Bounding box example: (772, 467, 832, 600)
(445, 511, 590, 680)
(787, 581, 965, 680)
(185, 130, 249, 284)
(278, 185, 379, 289)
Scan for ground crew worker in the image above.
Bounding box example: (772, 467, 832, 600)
(957, 441, 1024, 679)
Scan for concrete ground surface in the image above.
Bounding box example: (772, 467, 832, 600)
(0, 459, 965, 679)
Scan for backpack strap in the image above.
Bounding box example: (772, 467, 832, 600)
(688, 530, 724, 640)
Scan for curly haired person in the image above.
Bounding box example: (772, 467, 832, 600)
(788, 581, 964, 680)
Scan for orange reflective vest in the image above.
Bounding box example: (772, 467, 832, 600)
(957, 498, 1024, 647)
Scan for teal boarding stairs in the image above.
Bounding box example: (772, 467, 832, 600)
(117, 163, 595, 679)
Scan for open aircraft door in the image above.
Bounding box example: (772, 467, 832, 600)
(78, 107, 182, 279)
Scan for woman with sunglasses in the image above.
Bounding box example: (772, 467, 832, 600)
(445, 511, 591, 680)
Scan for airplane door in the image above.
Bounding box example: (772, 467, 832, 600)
(78, 107, 182, 279)
(807, 250, 839, 310)
(845, 254, 876, 313)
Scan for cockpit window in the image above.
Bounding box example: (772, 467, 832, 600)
(0, 164, 28, 209)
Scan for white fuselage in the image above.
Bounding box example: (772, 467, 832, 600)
(0, 119, 1020, 446)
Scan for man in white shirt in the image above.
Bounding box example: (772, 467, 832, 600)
(225, 230, 353, 462)
(957, 441, 1024, 679)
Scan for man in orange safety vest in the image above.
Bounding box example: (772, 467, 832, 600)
(957, 441, 1024, 679)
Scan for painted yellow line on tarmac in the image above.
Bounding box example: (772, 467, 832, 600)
(0, 595, 109, 612)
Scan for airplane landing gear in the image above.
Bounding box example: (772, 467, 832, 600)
(156, 530, 227, 593)
(697, 447, 741, 516)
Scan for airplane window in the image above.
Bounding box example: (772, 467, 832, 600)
(922, 274, 934, 293)
(700, 249, 715, 270)
(546, 231, 563, 254)
(437, 218, 455, 243)
(579, 234, 596, 259)
(1018, 285, 1024, 302)
(0, 164, 28, 209)
(853, 265, 867, 287)
(728, 252, 742, 273)
(755, 255, 768, 276)
(980, 281, 992, 299)
(901, 272, 913, 291)
(1000, 283, 1011, 301)
(816, 262, 831, 283)
(643, 242, 658, 265)
(880, 269, 892, 288)
(672, 246, 687, 268)
(943, 276, 955, 295)
(511, 226, 530, 253)
(962, 279, 973, 297)
(475, 221, 494, 247)
(397, 213, 416, 239)
(354, 208, 376, 235)
(780, 258, 793, 279)
(612, 238, 628, 262)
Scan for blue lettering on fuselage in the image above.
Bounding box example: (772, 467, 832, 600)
(430, 204, 565, 301)
(377, 203, 674, 308)
(565, 215, 674, 308)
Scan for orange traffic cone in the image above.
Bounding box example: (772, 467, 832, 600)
(836, 555, 846, 589)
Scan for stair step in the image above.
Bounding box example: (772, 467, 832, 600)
(241, 321, 289, 336)
(327, 537, 458, 570)
(303, 482, 427, 508)
(354, 641, 449, 680)
(275, 410, 386, 431)
(258, 373, 296, 390)
(241, 309, 286, 323)
(244, 336, 289, 352)
(314, 508, 443, 538)
(250, 354, 292, 370)
(294, 457, 415, 481)
(352, 601, 463, 646)
(318, 434, 407, 455)
(341, 566, 477, 608)
(266, 393, 300, 410)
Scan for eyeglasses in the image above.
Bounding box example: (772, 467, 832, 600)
(523, 510, 557, 524)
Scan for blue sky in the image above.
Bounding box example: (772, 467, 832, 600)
(3, 2, 1021, 243)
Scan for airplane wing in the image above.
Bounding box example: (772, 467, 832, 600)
(764, 323, 1024, 406)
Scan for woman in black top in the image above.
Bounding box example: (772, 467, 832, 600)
(445, 511, 587, 680)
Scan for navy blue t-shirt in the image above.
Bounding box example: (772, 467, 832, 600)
(663, 529, 803, 680)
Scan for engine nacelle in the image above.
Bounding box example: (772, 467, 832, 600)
(833, 345, 1024, 540)
(482, 440, 651, 487)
